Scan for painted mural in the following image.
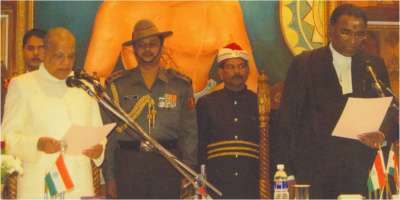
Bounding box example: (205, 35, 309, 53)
(280, 0, 325, 56)
(84, 1, 259, 94)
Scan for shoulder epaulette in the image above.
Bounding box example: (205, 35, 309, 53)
(166, 68, 192, 85)
(105, 70, 125, 85)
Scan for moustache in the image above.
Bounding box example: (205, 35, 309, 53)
(232, 74, 243, 79)
(31, 58, 41, 62)
(142, 51, 154, 57)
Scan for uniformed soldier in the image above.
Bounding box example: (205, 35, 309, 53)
(196, 43, 260, 199)
(101, 19, 198, 199)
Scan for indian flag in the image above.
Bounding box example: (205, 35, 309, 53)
(367, 150, 386, 192)
(386, 147, 399, 187)
(45, 154, 74, 196)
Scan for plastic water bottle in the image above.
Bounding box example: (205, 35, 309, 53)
(274, 164, 289, 200)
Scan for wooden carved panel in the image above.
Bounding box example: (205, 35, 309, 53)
(1, 1, 33, 77)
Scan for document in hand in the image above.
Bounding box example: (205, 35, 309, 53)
(332, 97, 393, 140)
(61, 123, 116, 155)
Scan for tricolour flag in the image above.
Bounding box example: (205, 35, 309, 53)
(386, 147, 399, 187)
(367, 150, 386, 192)
(45, 154, 74, 196)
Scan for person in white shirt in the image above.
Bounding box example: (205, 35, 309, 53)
(2, 27, 106, 199)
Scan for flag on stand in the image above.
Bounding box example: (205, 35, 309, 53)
(367, 150, 386, 192)
(386, 146, 399, 188)
(45, 154, 74, 196)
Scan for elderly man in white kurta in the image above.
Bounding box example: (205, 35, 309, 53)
(2, 27, 106, 199)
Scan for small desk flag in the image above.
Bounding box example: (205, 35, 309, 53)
(367, 150, 386, 192)
(387, 147, 399, 188)
(45, 154, 74, 196)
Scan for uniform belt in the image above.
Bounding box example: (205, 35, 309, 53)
(118, 140, 178, 152)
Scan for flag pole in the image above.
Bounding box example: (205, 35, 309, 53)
(368, 169, 372, 200)
(378, 145, 383, 200)
(44, 170, 48, 200)
(386, 144, 394, 199)
(379, 187, 384, 200)
(60, 140, 66, 200)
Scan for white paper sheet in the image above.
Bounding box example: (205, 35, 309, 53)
(332, 97, 392, 140)
(61, 123, 116, 155)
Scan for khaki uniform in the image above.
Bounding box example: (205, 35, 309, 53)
(101, 67, 198, 198)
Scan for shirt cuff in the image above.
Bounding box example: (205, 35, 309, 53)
(287, 175, 295, 181)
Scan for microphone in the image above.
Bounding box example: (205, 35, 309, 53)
(74, 69, 98, 84)
(74, 68, 105, 93)
(365, 61, 385, 97)
(66, 76, 95, 97)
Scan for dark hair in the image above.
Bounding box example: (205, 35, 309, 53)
(218, 61, 226, 68)
(330, 4, 368, 26)
(22, 28, 46, 48)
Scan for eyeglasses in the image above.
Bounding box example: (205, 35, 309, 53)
(337, 28, 366, 40)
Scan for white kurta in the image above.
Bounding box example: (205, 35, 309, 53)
(2, 64, 105, 199)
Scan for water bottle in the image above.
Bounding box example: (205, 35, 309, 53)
(274, 164, 289, 200)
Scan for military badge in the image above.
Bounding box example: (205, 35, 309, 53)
(232, 50, 240, 58)
(165, 94, 171, 108)
(170, 94, 177, 108)
(124, 95, 139, 100)
(158, 94, 165, 108)
(160, 94, 178, 109)
(188, 97, 195, 109)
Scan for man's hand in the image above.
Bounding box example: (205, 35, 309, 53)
(37, 137, 61, 154)
(358, 131, 385, 149)
(288, 179, 297, 199)
(106, 180, 117, 198)
(82, 144, 103, 159)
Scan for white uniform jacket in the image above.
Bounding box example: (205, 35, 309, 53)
(2, 63, 106, 199)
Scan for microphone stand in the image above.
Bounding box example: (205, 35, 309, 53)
(371, 80, 399, 124)
(366, 64, 399, 112)
(79, 80, 222, 197)
(378, 80, 399, 112)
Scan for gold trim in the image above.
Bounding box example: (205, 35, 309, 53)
(207, 140, 259, 148)
(111, 85, 157, 133)
(129, 95, 153, 120)
(16, 1, 34, 75)
(207, 152, 259, 160)
(110, 83, 120, 107)
(207, 146, 260, 154)
(28, 1, 34, 30)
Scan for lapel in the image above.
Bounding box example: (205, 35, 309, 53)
(350, 50, 368, 96)
(310, 45, 343, 97)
